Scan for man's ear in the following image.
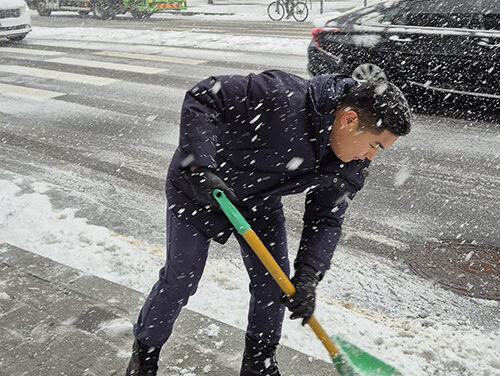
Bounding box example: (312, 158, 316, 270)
(340, 110, 359, 130)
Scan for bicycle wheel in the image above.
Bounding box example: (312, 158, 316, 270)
(267, 1, 286, 21)
(292, 1, 309, 22)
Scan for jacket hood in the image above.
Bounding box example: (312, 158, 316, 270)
(308, 73, 357, 122)
(307, 74, 358, 161)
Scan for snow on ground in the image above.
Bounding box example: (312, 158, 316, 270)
(1, 174, 498, 376)
(30, 25, 310, 56)
(4, 2, 499, 374)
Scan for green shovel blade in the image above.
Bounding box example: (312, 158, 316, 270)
(331, 336, 402, 376)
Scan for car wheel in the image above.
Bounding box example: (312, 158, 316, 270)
(36, 1, 51, 16)
(130, 10, 152, 19)
(7, 34, 28, 41)
(352, 63, 387, 83)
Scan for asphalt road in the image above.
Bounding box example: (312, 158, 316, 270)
(1, 16, 499, 276)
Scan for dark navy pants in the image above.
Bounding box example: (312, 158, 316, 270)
(134, 207, 290, 348)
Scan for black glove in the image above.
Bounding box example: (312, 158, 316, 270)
(282, 265, 320, 325)
(184, 167, 238, 206)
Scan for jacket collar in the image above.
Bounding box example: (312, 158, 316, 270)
(307, 74, 358, 163)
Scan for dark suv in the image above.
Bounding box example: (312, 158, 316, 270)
(308, 0, 499, 106)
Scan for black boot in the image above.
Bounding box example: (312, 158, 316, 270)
(240, 335, 281, 376)
(125, 339, 161, 376)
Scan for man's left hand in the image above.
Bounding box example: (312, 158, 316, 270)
(282, 265, 320, 326)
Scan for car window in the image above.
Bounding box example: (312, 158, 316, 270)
(329, 3, 383, 27)
(481, 0, 500, 30)
(380, 4, 408, 25)
(376, 0, 490, 29)
(410, 0, 477, 28)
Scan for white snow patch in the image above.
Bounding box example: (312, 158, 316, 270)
(32, 181, 51, 194)
(146, 114, 158, 122)
(286, 157, 304, 171)
(97, 318, 133, 336)
(464, 251, 474, 262)
(351, 34, 384, 48)
(210, 81, 222, 94)
(181, 154, 195, 168)
(0, 292, 11, 300)
(249, 114, 261, 124)
(202, 364, 212, 372)
(375, 81, 388, 95)
(29, 26, 309, 56)
(394, 164, 411, 187)
(199, 323, 221, 338)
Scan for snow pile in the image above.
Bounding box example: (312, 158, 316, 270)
(0, 176, 163, 292)
(97, 317, 133, 336)
(30, 26, 310, 56)
(1, 175, 498, 376)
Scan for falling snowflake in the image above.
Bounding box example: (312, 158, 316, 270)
(250, 114, 261, 124)
(394, 164, 411, 187)
(286, 157, 304, 171)
(181, 154, 195, 168)
(211, 81, 222, 94)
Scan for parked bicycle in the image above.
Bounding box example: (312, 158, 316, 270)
(267, 0, 309, 22)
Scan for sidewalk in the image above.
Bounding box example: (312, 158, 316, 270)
(154, 0, 365, 21)
(0, 243, 336, 375)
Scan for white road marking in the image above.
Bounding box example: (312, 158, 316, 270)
(47, 57, 167, 74)
(0, 47, 64, 56)
(93, 50, 207, 65)
(25, 39, 119, 50)
(0, 65, 120, 86)
(0, 83, 65, 99)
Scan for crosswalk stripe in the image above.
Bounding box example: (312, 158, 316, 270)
(93, 51, 207, 65)
(0, 83, 65, 99)
(47, 57, 167, 74)
(0, 65, 119, 86)
(0, 47, 64, 56)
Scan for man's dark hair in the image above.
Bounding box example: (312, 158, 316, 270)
(341, 80, 412, 136)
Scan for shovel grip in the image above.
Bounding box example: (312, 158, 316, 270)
(242, 230, 340, 358)
(241, 229, 296, 296)
(307, 317, 340, 359)
(212, 189, 250, 234)
(213, 189, 340, 359)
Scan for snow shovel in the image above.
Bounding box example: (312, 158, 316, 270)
(213, 189, 402, 376)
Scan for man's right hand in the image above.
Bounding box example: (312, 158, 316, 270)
(184, 167, 238, 206)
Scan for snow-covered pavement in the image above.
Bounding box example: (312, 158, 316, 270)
(28, 25, 311, 56)
(1, 1, 499, 375)
(1, 174, 498, 376)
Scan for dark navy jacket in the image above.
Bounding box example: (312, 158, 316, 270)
(166, 70, 370, 276)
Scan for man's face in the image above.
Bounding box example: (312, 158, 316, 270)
(330, 111, 399, 163)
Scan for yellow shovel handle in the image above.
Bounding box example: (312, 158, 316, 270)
(242, 229, 340, 358)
